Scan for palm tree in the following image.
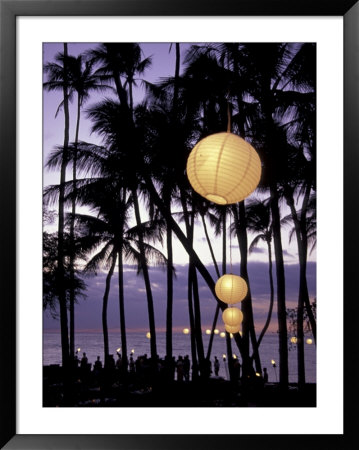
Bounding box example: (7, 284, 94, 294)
(164, 42, 180, 361)
(197, 202, 221, 361)
(276, 55, 316, 388)
(141, 45, 256, 372)
(88, 43, 163, 364)
(246, 199, 275, 350)
(43, 229, 86, 320)
(71, 176, 167, 366)
(237, 42, 316, 388)
(43, 44, 71, 374)
(65, 53, 110, 360)
(179, 44, 263, 376)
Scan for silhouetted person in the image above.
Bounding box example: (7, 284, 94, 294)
(116, 353, 122, 370)
(171, 357, 176, 380)
(214, 356, 220, 376)
(233, 359, 241, 381)
(176, 356, 184, 381)
(107, 354, 115, 370)
(94, 356, 102, 371)
(263, 367, 268, 384)
(93, 356, 102, 383)
(80, 352, 88, 369)
(129, 355, 135, 373)
(183, 355, 190, 381)
(72, 353, 79, 370)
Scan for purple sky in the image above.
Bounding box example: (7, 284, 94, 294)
(43, 261, 316, 332)
(43, 43, 316, 333)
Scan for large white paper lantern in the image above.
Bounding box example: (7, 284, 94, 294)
(186, 132, 261, 205)
(215, 274, 248, 305)
(222, 307, 243, 327)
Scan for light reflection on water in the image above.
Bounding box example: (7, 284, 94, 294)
(43, 331, 316, 383)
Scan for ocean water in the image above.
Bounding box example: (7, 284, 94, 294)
(43, 330, 316, 383)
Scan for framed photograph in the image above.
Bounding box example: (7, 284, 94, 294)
(1, 0, 357, 448)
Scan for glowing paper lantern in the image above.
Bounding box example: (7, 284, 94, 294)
(220, 332, 226, 338)
(205, 329, 211, 335)
(222, 307, 243, 327)
(215, 274, 248, 305)
(214, 329, 219, 335)
(186, 132, 261, 205)
(146, 332, 151, 339)
(183, 328, 190, 335)
(290, 336, 297, 344)
(224, 323, 241, 334)
(306, 338, 313, 345)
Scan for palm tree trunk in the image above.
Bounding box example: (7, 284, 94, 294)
(165, 197, 173, 359)
(187, 261, 198, 380)
(233, 204, 262, 376)
(191, 264, 205, 363)
(297, 276, 305, 389)
(201, 212, 221, 360)
(188, 205, 205, 373)
(58, 43, 70, 372)
(145, 175, 251, 373)
(172, 43, 180, 118)
(206, 305, 220, 360)
(180, 190, 200, 378)
(285, 189, 305, 387)
(132, 188, 157, 362)
(164, 42, 180, 361)
(256, 239, 275, 348)
(103, 254, 116, 366)
(299, 184, 316, 342)
(201, 212, 220, 278)
(221, 211, 234, 380)
(284, 184, 314, 388)
(69, 93, 81, 361)
(145, 175, 241, 348)
(270, 184, 289, 388)
(113, 68, 130, 114)
(118, 245, 128, 372)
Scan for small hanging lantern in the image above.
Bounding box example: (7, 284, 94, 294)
(222, 307, 243, 327)
(146, 332, 151, 339)
(306, 338, 313, 345)
(215, 273, 248, 305)
(186, 132, 261, 205)
(183, 328, 190, 335)
(224, 323, 241, 334)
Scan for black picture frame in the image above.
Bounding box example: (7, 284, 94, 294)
(1, 0, 358, 448)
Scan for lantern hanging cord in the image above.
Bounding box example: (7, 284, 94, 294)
(227, 101, 231, 133)
(230, 212, 233, 273)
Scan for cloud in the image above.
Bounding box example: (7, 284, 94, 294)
(44, 261, 316, 333)
(249, 247, 265, 254)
